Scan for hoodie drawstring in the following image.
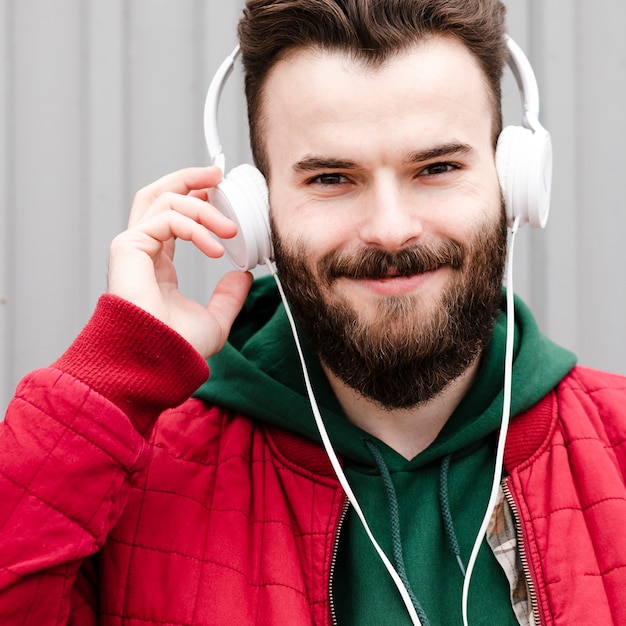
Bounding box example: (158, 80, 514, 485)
(363, 441, 467, 624)
(439, 454, 467, 576)
(363, 439, 431, 626)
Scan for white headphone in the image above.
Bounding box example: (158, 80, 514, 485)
(496, 36, 552, 230)
(204, 36, 552, 271)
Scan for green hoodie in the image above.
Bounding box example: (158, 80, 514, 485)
(196, 276, 576, 625)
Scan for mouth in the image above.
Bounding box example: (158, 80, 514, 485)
(348, 268, 441, 296)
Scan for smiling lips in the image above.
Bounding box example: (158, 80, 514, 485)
(350, 268, 440, 296)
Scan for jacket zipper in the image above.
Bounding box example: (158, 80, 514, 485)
(502, 479, 543, 626)
(328, 498, 350, 626)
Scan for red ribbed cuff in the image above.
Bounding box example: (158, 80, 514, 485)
(54, 294, 209, 436)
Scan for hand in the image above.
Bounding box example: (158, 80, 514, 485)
(108, 166, 253, 359)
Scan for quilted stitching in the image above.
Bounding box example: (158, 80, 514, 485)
(507, 366, 626, 625)
(0, 370, 151, 625)
(1, 370, 344, 625)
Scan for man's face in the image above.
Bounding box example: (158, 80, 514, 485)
(262, 36, 507, 409)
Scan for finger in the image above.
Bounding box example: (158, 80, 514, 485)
(130, 166, 223, 224)
(122, 211, 228, 262)
(163, 236, 176, 262)
(189, 188, 209, 201)
(129, 192, 238, 241)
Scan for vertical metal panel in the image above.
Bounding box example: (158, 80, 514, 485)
(532, 0, 581, 357)
(2, 0, 626, 413)
(7, 0, 84, 413)
(85, 0, 128, 308)
(0, 0, 12, 411)
(576, 2, 626, 374)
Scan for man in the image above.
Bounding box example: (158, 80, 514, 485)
(1, 0, 625, 624)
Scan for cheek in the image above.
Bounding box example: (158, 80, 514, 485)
(268, 188, 296, 247)
(269, 196, 349, 259)
(437, 184, 502, 239)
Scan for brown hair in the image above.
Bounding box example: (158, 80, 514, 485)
(237, 0, 508, 175)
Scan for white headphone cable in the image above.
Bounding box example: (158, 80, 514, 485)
(265, 212, 519, 626)
(461, 215, 521, 626)
(265, 258, 423, 626)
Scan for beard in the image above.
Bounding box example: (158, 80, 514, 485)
(272, 209, 508, 410)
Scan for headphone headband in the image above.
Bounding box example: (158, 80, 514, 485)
(504, 35, 543, 133)
(204, 44, 241, 172)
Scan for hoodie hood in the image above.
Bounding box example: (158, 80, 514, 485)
(195, 275, 576, 467)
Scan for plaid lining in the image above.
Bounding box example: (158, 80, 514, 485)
(486, 487, 535, 626)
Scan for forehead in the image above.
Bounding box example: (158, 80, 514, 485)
(260, 36, 495, 172)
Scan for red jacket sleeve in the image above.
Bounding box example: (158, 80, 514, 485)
(0, 295, 209, 624)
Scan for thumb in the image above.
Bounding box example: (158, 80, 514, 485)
(206, 271, 254, 347)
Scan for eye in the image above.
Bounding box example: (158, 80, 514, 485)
(418, 162, 460, 177)
(309, 173, 349, 186)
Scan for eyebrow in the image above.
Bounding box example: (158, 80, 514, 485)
(404, 142, 473, 164)
(293, 142, 473, 174)
(293, 156, 358, 173)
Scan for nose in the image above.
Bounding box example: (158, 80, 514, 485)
(357, 177, 424, 250)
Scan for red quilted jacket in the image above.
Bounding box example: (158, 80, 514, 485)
(1, 296, 626, 625)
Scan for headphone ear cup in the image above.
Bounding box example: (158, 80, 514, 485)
(208, 164, 273, 270)
(496, 125, 552, 229)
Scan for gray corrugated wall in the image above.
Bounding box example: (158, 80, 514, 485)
(1, 0, 625, 412)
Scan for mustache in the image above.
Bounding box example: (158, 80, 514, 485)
(319, 240, 466, 283)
